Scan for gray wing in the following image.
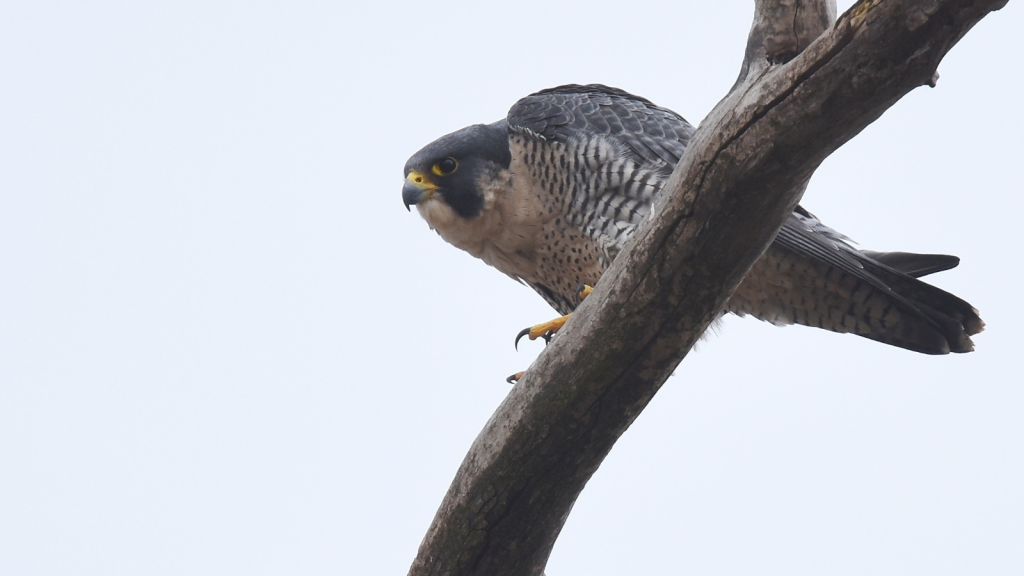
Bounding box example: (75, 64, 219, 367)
(505, 86, 982, 353)
(507, 84, 695, 169)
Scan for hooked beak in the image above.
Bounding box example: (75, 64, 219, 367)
(402, 171, 438, 211)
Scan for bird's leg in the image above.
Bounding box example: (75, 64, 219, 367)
(513, 285, 594, 350)
(508, 285, 594, 384)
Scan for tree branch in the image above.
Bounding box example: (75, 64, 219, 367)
(408, 1, 1007, 574)
(737, 0, 837, 84)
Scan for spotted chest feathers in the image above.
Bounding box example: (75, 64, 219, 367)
(508, 134, 607, 314)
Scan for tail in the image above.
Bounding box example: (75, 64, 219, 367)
(853, 251, 984, 352)
(729, 246, 984, 354)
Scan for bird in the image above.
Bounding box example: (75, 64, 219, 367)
(402, 84, 983, 355)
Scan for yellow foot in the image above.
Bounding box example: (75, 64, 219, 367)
(506, 371, 525, 384)
(513, 285, 594, 350)
(514, 315, 569, 349)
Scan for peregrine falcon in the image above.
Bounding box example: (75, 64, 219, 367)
(402, 84, 983, 354)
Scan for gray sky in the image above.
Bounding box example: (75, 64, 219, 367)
(2, 1, 1021, 575)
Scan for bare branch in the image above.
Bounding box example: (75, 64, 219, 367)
(408, 1, 1007, 575)
(737, 0, 838, 84)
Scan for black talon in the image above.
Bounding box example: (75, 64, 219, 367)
(576, 283, 587, 297)
(515, 327, 532, 351)
(506, 373, 519, 384)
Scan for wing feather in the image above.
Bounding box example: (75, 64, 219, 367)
(507, 84, 694, 169)
(502, 85, 980, 352)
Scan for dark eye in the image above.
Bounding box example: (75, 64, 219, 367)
(434, 157, 458, 176)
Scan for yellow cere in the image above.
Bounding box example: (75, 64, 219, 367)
(406, 171, 437, 189)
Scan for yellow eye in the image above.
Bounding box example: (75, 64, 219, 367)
(432, 157, 458, 176)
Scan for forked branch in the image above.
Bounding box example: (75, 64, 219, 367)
(408, 1, 1007, 575)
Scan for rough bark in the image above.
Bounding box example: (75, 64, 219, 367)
(408, 1, 1008, 575)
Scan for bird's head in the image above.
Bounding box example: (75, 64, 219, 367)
(402, 121, 511, 220)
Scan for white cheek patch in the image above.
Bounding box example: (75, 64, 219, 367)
(415, 197, 492, 259)
(416, 199, 458, 232)
(409, 169, 543, 278)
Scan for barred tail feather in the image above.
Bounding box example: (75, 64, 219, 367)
(728, 246, 984, 355)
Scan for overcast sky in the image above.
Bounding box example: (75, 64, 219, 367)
(2, 1, 1021, 575)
